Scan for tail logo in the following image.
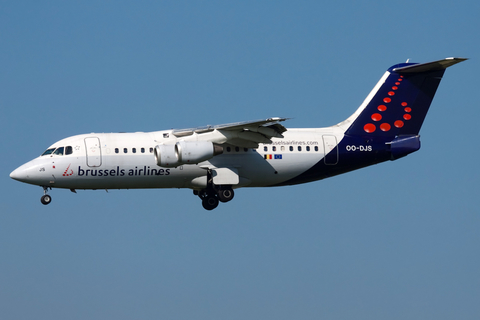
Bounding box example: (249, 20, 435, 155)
(363, 75, 412, 133)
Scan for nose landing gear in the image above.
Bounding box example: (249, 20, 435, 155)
(40, 186, 52, 205)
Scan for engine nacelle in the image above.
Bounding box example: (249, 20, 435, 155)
(154, 141, 223, 167)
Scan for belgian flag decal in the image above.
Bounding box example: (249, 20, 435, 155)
(264, 154, 282, 160)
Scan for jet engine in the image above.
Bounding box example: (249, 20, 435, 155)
(154, 141, 223, 167)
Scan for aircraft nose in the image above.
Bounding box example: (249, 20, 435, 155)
(10, 166, 27, 182)
(10, 158, 50, 186)
(10, 160, 38, 183)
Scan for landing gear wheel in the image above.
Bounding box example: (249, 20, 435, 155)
(202, 195, 219, 210)
(217, 188, 234, 203)
(41, 194, 52, 205)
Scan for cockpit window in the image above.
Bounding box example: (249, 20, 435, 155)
(41, 148, 55, 156)
(65, 146, 73, 155)
(53, 147, 64, 155)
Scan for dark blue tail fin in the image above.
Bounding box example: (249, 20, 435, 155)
(342, 58, 467, 137)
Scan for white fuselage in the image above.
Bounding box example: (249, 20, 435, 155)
(13, 128, 345, 191)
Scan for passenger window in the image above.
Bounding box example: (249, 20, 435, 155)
(272, 146, 276, 152)
(298, 146, 302, 152)
(281, 146, 285, 151)
(65, 146, 73, 155)
(141, 148, 145, 153)
(124, 148, 128, 153)
(42, 148, 55, 156)
(264, 146, 268, 152)
(244, 148, 248, 152)
(115, 148, 119, 154)
(306, 146, 310, 151)
(315, 146, 319, 152)
(235, 147, 239, 152)
(132, 148, 136, 153)
(54, 147, 64, 155)
(289, 146, 293, 151)
(226, 147, 231, 152)
(150, 148, 153, 153)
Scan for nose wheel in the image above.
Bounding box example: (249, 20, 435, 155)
(41, 186, 52, 205)
(41, 194, 52, 205)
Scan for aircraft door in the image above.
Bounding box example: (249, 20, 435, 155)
(85, 137, 102, 167)
(322, 135, 338, 165)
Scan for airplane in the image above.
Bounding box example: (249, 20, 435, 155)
(10, 57, 466, 210)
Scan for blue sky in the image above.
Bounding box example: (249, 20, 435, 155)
(1, 1, 479, 319)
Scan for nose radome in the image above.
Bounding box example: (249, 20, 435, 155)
(10, 167, 26, 182)
(10, 161, 35, 183)
(10, 158, 50, 186)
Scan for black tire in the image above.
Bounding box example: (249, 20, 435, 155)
(217, 188, 234, 203)
(202, 195, 219, 210)
(41, 194, 52, 205)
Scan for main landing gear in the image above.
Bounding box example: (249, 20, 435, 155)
(40, 186, 52, 205)
(195, 186, 235, 210)
(194, 170, 235, 210)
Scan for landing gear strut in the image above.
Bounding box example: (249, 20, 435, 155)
(41, 186, 52, 205)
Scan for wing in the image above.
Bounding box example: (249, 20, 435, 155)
(171, 117, 288, 148)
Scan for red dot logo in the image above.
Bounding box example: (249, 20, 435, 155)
(380, 123, 391, 131)
(401, 102, 408, 107)
(371, 113, 382, 121)
(404, 107, 411, 112)
(392, 86, 398, 90)
(395, 82, 400, 85)
(383, 97, 392, 103)
(388, 91, 395, 96)
(394, 120, 404, 128)
(364, 123, 376, 133)
(403, 114, 412, 120)
(378, 105, 387, 111)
